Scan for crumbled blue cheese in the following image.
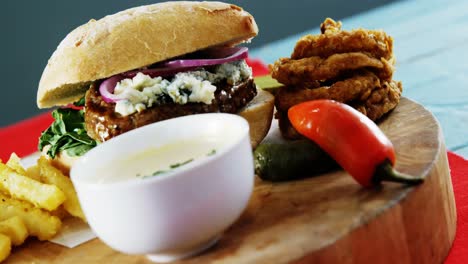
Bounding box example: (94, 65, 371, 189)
(113, 60, 252, 116)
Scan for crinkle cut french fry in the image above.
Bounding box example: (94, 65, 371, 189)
(7, 153, 47, 191)
(0, 233, 11, 262)
(6, 153, 27, 175)
(38, 157, 86, 221)
(0, 193, 61, 241)
(50, 205, 70, 220)
(0, 216, 28, 246)
(25, 164, 42, 182)
(0, 163, 66, 211)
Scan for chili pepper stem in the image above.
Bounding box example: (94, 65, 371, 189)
(373, 159, 425, 185)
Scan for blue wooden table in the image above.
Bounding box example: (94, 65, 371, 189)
(250, 0, 468, 158)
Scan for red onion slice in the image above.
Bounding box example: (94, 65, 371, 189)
(122, 66, 198, 78)
(162, 47, 248, 68)
(99, 75, 127, 103)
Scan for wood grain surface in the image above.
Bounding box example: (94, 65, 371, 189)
(6, 97, 456, 264)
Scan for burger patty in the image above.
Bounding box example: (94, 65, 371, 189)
(85, 78, 257, 142)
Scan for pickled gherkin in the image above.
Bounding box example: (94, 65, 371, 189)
(254, 139, 339, 181)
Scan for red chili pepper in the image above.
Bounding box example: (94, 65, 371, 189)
(288, 99, 423, 187)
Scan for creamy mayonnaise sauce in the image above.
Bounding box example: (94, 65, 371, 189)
(97, 137, 225, 183)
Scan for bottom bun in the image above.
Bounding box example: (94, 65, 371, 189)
(41, 146, 80, 176)
(238, 89, 275, 149)
(45, 89, 274, 174)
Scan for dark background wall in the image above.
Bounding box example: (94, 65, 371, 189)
(1, 0, 398, 127)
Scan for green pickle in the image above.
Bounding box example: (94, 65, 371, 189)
(254, 139, 339, 181)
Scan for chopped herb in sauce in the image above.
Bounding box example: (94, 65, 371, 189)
(138, 158, 194, 178)
(152, 170, 168, 176)
(170, 159, 194, 169)
(207, 149, 217, 156)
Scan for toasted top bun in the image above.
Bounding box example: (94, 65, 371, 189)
(47, 89, 274, 175)
(37, 1, 258, 108)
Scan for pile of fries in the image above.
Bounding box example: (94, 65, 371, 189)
(0, 153, 85, 262)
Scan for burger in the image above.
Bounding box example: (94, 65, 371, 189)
(37, 1, 274, 173)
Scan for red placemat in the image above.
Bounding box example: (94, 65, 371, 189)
(445, 152, 468, 263)
(0, 112, 53, 161)
(0, 59, 465, 263)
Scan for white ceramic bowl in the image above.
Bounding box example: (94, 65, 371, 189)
(70, 113, 254, 262)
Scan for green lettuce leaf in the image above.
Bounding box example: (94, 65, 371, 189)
(73, 97, 86, 107)
(38, 107, 98, 158)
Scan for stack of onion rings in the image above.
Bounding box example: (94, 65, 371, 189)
(270, 18, 402, 139)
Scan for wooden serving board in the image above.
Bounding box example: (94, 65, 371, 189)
(7, 98, 456, 264)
